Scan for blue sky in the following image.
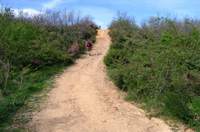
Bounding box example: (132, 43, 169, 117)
(1, 0, 200, 29)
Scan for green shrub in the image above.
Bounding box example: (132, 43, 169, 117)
(0, 7, 98, 129)
(106, 14, 200, 130)
(104, 49, 128, 68)
(107, 68, 126, 90)
(161, 92, 192, 123)
(110, 42, 125, 49)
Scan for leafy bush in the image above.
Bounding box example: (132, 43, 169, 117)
(105, 13, 200, 130)
(0, 6, 98, 129)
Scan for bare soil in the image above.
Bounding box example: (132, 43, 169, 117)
(29, 30, 173, 132)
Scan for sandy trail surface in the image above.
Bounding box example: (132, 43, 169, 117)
(29, 30, 172, 132)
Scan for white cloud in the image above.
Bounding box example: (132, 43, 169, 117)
(42, 0, 77, 10)
(42, 0, 62, 9)
(14, 9, 43, 16)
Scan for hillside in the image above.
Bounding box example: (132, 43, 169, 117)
(29, 30, 172, 132)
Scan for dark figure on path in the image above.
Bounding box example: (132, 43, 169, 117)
(85, 40, 93, 56)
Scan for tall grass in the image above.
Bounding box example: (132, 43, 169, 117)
(105, 12, 200, 131)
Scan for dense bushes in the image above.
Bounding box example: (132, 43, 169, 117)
(0, 6, 97, 128)
(105, 12, 200, 130)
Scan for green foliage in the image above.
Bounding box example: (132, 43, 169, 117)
(104, 49, 127, 68)
(161, 92, 192, 122)
(0, 6, 98, 129)
(105, 14, 200, 130)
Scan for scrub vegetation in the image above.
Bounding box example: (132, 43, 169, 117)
(105, 11, 200, 131)
(0, 6, 97, 130)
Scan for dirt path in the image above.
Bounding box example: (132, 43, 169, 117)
(29, 30, 172, 132)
